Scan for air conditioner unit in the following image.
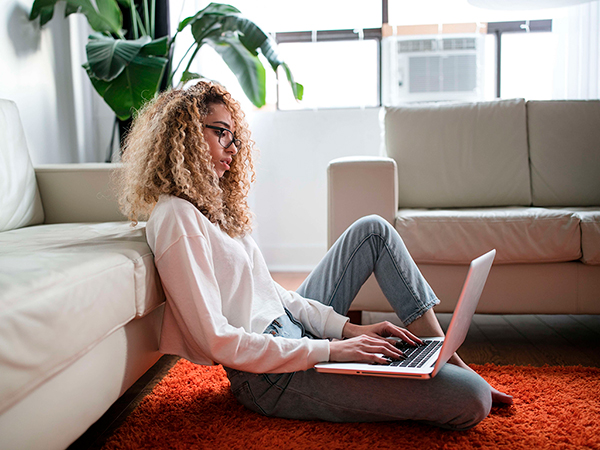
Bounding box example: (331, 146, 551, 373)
(382, 33, 486, 104)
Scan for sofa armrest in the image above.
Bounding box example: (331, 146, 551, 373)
(34, 163, 127, 224)
(327, 156, 398, 247)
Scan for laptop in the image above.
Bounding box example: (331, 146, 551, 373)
(314, 249, 496, 379)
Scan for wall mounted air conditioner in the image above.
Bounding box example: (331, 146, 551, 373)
(382, 33, 486, 105)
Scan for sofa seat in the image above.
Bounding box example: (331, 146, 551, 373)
(395, 207, 582, 265)
(558, 207, 600, 265)
(0, 222, 163, 415)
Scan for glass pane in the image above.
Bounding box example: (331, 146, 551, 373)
(500, 32, 558, 100)
(388, 0, 568, 25)
(173, 0, 382, 33)
(225, 0, 382, 32)
(277, 40, 380, 109)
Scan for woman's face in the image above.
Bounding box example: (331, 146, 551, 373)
(203, 103, 238, 178)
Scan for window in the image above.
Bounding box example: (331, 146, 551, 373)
(276, 32, 381, 109)
(500, 31, 557, 100)
(169, 0, 595, 110)
(488, 20, 555, 99)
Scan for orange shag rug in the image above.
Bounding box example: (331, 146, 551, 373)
(102, 361, 600, 449)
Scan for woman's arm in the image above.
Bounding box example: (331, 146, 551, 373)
(156, 235, 331, 373)
(274, 284, 349, 339)
(275, 283, 423, 364)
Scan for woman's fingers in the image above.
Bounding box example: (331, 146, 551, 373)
(329, 335, 406, 363)
(364, 336, 405, 360)
(343, 321, 426, 347)
(376, 321, 424, 346)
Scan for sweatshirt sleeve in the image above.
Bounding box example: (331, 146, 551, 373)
(155, 234, 331, 373)
(274, 283, 349, 340)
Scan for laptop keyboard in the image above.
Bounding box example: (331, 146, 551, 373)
(387, 339, 443, 368)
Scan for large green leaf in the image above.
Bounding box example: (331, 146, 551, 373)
(180, 70, 203, 85)
(227, 18, 303, 100)
(86, 35, 151, 81)
(179, 3, 241, 33)
(84, 53, 168, 120)
(280, 62, 304, 101)
(95, 0, 122, 31)
(30, 0, 123, 35)
(140, 36, 169, 56)
(66, 0, 123, 35)
(209, 34, 266, 108)
(222, 15, 267, 53)
(179, 3, 302, 103)
(64, 3, 80, 16)
(29, 0, 58, 24)
(30, 0, 56, 20)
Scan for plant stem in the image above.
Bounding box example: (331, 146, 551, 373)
(179, 44, 202, 84)
(143, 0, 150, 37)
(130, 0, 138, 39)
(150, 0, 155, 39)
(169, 40, 198, 86)
(136, 10, 148, 36)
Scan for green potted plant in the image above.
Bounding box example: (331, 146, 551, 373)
(29, 1, 303, 122)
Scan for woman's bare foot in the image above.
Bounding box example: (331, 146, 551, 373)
(449, 353, 513, 405)
(491, 386, 514, 405)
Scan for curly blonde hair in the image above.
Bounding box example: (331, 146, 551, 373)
(117, 81, 255, 237)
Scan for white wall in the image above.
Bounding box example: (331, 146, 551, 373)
(248, 107, 383, 271)
(0, 0, 79, 164)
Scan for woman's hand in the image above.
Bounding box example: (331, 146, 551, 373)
(328, 321, 424, 364)
(342, 321, 423, 346)
(329, 335, 405, 364)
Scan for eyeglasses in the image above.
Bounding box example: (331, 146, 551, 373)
(204, 125, 241, 150)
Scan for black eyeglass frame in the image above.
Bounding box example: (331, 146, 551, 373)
(204, 124, 241, 150)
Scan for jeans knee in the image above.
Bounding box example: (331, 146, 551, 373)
(451, 375, 493, 430)
(351, 214, 391, 236)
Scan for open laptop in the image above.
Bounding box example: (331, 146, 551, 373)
(314, 249, 496, 379)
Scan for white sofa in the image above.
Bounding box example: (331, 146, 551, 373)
(328, 99, 600, 315)
(0, 99, 165, 449)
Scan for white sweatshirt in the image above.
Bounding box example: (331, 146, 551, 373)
(145, 195, 349, 373)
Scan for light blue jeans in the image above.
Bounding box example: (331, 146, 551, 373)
(225, 215, 492, 430)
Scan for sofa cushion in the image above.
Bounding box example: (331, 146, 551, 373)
(578, 210, 600, 265)
(0, 99, 44, 232)
(384, 98, 531, 209)
(0, 222, 163, 414)
(555, 207, 600, 265)
(395, 207, 581, 265)
(527, 100, 600, 206)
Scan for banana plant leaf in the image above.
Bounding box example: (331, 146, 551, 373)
(30, 0, 302, 120)
(86, 34, 152, 81)
(30, 0, 123, 36)
(211, 33, 266, 107)
(180, 2, 303, 107)
(180, 70, 203, 85)
(84, 37, 168, 120)
(177, 3, 240, 33)
(29, 0, 57, 25)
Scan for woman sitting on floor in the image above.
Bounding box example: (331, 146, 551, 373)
(118, 81, 512, 430)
